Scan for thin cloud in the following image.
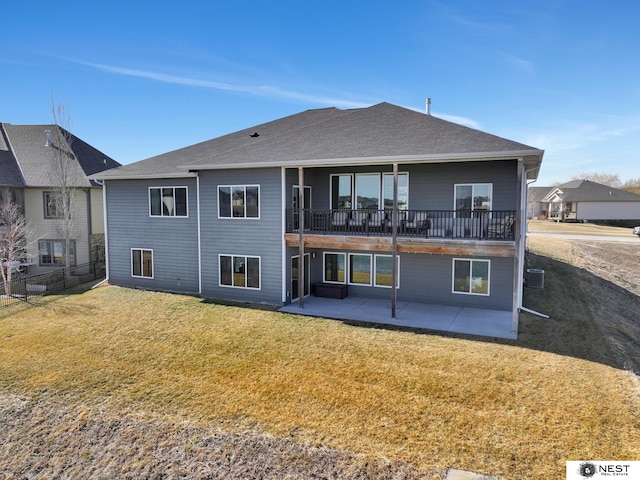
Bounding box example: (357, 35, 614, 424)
(76, 60, 370, 109)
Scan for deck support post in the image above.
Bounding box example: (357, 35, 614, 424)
(298, 167, 305, 309)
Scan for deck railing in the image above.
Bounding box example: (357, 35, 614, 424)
(285, 209, 516, 240)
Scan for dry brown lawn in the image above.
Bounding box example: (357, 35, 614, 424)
(1, 267, 640, 480)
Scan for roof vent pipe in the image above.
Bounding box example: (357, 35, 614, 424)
(45, 129, 51, 147)
(425, 97, 431, 115)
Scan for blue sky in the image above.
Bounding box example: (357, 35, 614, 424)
(3, 0, 639, 185)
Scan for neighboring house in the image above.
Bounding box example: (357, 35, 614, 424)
(527, 186, 552, 220)
(93, 102, 543, 334)
(0, 123, 121, 274)
(536, 180, 640, 223)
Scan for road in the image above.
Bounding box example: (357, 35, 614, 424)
(527, 232, 640, 243)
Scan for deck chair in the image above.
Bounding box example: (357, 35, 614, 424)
(487, 216, 514, 238)
(349, 210, 369, 232)
(403, 211, 429, 234)
(331, 210, 350, 231)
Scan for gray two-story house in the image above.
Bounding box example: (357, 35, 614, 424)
(0, 123, 120, 274)
(93, 103, 543, 337)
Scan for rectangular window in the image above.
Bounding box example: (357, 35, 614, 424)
(132, 248, 153, 278)
(219, 254, 260, 289)
(149, 187, 188, 217)
(39, 239, 76, 266)
(355, 173, 380, 210)
(453, 258, 490, 295)
(330, 173, 409, 211)
(218, 185, 260, 218)
(382, 173, 409, 210)
(455, 184, 493, 216)
(330, 174, 353, 209)
(43, 191, 66, 219)
(374, 255, 399, 288)
(348, 253, 372, 286)
(323, 252, 346, 284)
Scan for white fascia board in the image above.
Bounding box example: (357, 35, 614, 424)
(178, 149, 544, 171)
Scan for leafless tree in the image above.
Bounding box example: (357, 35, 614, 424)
(48, 100, 83, 271)
(621, 178, 640, 195)
(0, 191, 30, 296)
(571, 172, 622, 188)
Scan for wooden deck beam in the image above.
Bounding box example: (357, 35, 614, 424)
(284, 233, 515, 257)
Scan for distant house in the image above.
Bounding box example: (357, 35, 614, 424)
(0, 123, 120, 274)
(527, 186, 551, 220)
(532, 180, 640, 224)
(93, 102, 544, 336)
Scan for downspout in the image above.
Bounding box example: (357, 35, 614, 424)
(86, 188, 92, 264)
(391, 163, 398, 318)
(512, 160, 524, 334)
(102, 180, 109, 283)
(196, 172, 202, 295)
(298, 167, 305, 309)
(281, 167, 287, 303)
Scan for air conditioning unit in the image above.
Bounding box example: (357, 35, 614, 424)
(527, 269, 545, 289)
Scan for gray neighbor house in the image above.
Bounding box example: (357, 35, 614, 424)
(530, 180, 640, 224)
(92, 102, 544, 337)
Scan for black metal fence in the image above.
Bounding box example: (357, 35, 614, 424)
(286, 209, 516, 240)
(0, 262, 105, 309)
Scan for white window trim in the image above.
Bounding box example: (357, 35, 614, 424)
(131, 248, 154, 279)
(355, 173, 381, 210)
(39, 239, 77, 266)
(382, 172, 409, 210)
(291, 253, 310, 301)
(373, 254, 400, 289)
(330, 172, 410, 211)
(148, 186, 189, 218)
(348, 253, 373, 286)
(453, 183, 493, 212)
(217, 185, 261, 220)
(292, 185, 312, 209)
(452, 258, 491, 296)
(218, 254, 262, 290)
(322, 252, 347, 284)
(329, 173, 353, 210)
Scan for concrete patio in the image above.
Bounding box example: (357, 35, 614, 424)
(279, 296, 517, 340)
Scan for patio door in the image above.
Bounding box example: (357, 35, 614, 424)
(292, 186, 311, 230)
(291, 254, 310, 301)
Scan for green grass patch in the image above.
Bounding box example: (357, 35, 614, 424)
(1, 284, 639, 479)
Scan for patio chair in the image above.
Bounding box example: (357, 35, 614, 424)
(486, 216, 514, 238)
(368, 210, 387, 231)
(403, 211, 430, 234)
(331, 210, 350, 231)
(349, 210, 369, 232)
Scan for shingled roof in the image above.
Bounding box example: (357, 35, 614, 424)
(94, 102, 544, 180)
(0, 123, 120, 187)
(543, 180, 640, 203)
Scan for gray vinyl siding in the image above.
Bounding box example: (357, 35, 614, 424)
(287, 247, 513, 311)
(199, 168, 282, 304)
(283, 160, 518, 311)
(105, 178, 200, 294)
(285, 160, 518, 211)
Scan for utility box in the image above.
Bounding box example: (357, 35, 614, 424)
(527, 269, 545, 289)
